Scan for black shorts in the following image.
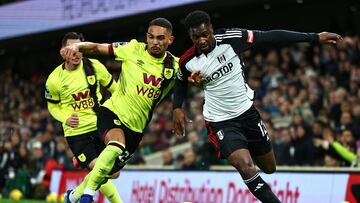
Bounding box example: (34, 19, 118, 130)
(66, 131, 105, 169)
(97, 106, 143, 170)
(205, 105, 272, 159)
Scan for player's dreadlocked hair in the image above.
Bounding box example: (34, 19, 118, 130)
(61, 32, 84, 47)
(149, 17, 173, 33)
(184, 10, 211, 31)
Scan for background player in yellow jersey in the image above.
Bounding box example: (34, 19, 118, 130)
(45, 32, 123, 203)
(61, 18, 179, 203)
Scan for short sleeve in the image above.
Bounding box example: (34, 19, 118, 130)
(45, 75, 60, 103)
(111, 39, 137, 61)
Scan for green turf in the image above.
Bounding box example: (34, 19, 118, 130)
(0, 199, 48, 203)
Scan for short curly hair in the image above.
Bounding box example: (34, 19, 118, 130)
(149, 17, 173, 33)
(184, 10, 211, 31)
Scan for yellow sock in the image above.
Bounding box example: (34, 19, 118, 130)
(74, 174, 90, 199)
(87, 142, 124, 190)
(100, 180, 123, 203)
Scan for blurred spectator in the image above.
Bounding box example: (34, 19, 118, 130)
(175, 154, 184, 169)
(54, 138, 68, 168)
(0, 140, 16, 192)
(161, 149, 174, 166)
(182, 148, 199, 170)
(323, 154, 340, 167)
(289, 124, 314, 165)
(28, 141, 48, 185)
(273, 128, 292, 165)
(127, 153, 146, 165)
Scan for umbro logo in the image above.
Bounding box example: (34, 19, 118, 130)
(62, 85, 69, 91)
(137, 59, 144, 66)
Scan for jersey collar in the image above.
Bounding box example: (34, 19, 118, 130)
(195, 40, 217, 57)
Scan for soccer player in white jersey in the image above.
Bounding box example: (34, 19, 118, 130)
(172, 10, 342, 203)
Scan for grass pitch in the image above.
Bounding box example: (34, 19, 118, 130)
(0, 199, 48, 203)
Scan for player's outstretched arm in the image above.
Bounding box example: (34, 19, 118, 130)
(60, 42, 110, 61)
(252, 29, 342, 46)
(318, 32, 343, 44)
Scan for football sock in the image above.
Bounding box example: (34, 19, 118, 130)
(99, 180, 123, 203)
(244, 173, 280, 203)
(85, 141, 124, 192)
(73, 173, 90, 200)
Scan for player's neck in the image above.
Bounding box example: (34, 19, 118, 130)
(147, 49, 165, 58)
(64, 61, 78, 71)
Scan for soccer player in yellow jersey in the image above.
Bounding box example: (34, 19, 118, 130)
(45, 32, 123, 203)
(61, 18, 179, 203)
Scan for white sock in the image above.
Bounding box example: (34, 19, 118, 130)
(83, 187, 96, 196)
(69, 190, 79, 203)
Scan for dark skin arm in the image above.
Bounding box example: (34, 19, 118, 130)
(318, 32, 343, 44)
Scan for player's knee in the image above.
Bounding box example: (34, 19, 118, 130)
(231, 159, 256, 177)
(87, 158, 97, 169)
(104, 128, 126, 146)
(110, 171, 120, 179)
(262, 164, 276, 174)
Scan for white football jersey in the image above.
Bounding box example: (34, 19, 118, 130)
(178, 28, 256, 122)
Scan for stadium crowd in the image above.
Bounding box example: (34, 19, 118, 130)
(0, 35, 359, 198)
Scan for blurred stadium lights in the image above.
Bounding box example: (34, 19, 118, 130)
(0, 0, 205, 41)
(0, 0, 358, 57)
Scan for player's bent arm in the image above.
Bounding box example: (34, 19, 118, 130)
(47, 102, 68, 123)
(172, 78, 188, 110)
(75, 42, 110, 55)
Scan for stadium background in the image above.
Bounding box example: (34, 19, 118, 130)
(0, 0, 360, 202)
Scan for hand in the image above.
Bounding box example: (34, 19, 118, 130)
(172, 108, 192, 137)
(318, 32, 343, 44)
(188, 71, 205, 87)
(60, 44, 80, 62)
(66, 113, 79, 128)
(313, 138, 329, 150)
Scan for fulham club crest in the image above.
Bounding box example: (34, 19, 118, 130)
(216, 130, 224, 140)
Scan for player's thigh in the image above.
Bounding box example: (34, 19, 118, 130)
(205, 120, 248, 160)
(243, 106, 275, 173)
(66, 131, 99, 169)
(97, 106, 126, 145)
(97, 107, 144, 174)
(252, 149, 276, 174)
(228, 148, 257, 179)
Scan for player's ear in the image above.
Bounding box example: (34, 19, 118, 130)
(168, 35, 175, 45)
(209, 24, 214, 33)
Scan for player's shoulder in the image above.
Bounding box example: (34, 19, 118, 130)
(166, 51, 179, 61)
(112, 39, 140, 51)
(214, 28, 245, 34)
(47, 63, 63, 81)
(87, 58, 104, 67)
(128, 39, 145, 49)
(165, 52, 179, 68)
(214, 28, 246, 41)
(179, 45, 196, 66)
